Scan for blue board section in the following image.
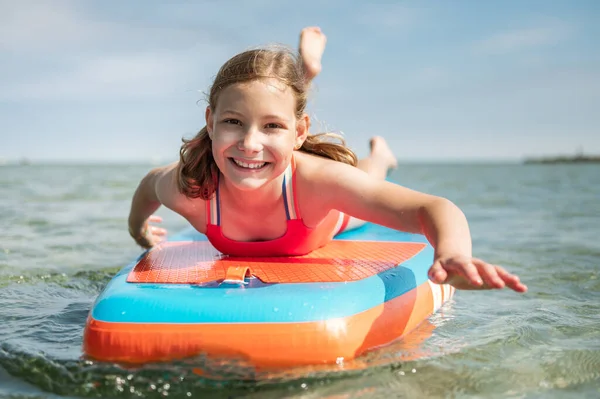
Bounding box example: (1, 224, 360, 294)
(91, 224, 433, 324)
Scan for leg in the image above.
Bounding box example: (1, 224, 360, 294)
(299, 27, 327, 83)
(299, 29, 399, 176)
(357, 136, 398, 179)
(337, 136, 399, 233)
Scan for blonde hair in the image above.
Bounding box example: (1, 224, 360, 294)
(178, 46, 357, 199)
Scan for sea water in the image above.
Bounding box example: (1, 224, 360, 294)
(1, 163, 598, 398)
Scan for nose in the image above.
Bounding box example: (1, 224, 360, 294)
(238, 127, 263, 153)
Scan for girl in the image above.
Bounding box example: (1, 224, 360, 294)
(128, 27, 527, 293)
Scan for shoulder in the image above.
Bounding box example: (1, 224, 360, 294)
(151, 162, 177, 199)
(294, 151, 366, 185)
(154, 162, 205, 218)
(293, 151, 368, 210)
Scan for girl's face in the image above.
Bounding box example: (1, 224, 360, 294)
(206, 78, 308, 192)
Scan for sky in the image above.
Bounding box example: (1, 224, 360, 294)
(1, 0, 599, 163)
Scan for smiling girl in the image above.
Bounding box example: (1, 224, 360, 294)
(128, 27, 526, 293)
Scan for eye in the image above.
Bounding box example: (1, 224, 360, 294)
(223, 119, 242, 126)
(265, 123, 284, 130)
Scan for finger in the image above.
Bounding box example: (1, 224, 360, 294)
(149, 215, 163, 223)
(446, 260, 483, 287)
(428, 261, 448, 284)
(502, 275, 527, 292)
(150, 227, 168, 236)
(473, 259, 505, 289)
(496, 266, 528, 293)
(496, 265, 519, 282)
(496, 265, 517, 283)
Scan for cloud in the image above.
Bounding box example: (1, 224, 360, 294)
(0, 0, 101, 51)
(2, 52, 199, 101)
(0, 0, 236, 55)
(0, 0, 236, 101)
(474, 20, 572, 54)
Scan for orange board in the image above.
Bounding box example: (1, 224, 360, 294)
(127, 240, 427, 284)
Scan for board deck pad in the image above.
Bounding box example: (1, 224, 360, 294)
(127, 241, 427, 284)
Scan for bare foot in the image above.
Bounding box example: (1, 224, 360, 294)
(299, 27, 327, 81)
(370, 136, 398, 170)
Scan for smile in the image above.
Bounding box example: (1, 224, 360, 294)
(230, 158, 268, 169)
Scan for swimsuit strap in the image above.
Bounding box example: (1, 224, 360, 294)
(282, 156, 301, 220)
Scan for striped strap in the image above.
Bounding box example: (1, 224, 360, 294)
(282, 158, 301, 220)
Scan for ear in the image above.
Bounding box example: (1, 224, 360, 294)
(295, 113, 310, 149)
(205, 106, 214, 140)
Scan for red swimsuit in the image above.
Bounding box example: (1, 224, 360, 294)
(205, 157, 350, 257)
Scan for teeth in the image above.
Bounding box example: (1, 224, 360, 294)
(233, 159, 266, 169)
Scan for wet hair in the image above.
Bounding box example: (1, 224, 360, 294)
(178, 46, 358, 199)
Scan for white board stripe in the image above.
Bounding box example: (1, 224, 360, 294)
(428, 280, 443, 312)
(442, 284, 450, 303)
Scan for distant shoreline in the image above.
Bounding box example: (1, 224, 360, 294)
(523, 155, 600, 164)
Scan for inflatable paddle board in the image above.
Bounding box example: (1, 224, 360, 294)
(83, 223, 454, 367)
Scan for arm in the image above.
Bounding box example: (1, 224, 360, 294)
(317, 161, 526, 292)
(323, 164, 466, 246)
(128, 166, 167, 248)
(128, 163, 184, 248)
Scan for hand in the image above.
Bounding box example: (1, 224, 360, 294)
(129, 215, 168, 249)
(428, 255, 527, 293)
